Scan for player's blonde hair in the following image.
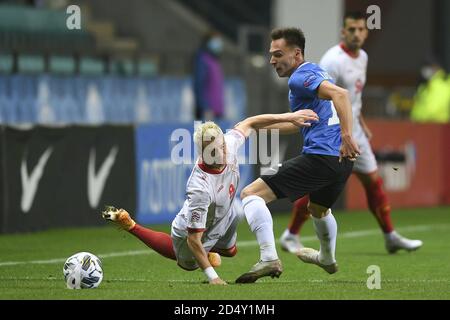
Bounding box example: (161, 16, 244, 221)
(193, 121, 223, 155)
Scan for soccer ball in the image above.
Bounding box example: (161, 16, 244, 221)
(63, 252, 103, 289)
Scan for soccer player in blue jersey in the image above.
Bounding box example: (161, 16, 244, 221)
(280, 13, 422, 255)
(235, 27, 361, 283)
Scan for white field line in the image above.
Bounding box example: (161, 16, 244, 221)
(0, 224, 447, 268)
(1, 277, 450, 284)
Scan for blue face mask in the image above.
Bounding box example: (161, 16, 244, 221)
(207, 37, 223, 54)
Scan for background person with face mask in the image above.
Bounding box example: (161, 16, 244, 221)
(193, 31, 225, 121)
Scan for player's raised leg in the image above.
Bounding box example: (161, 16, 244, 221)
(356, 172, 423, 253)
(297, 202, 338, 274)
(102, 206, 176, 260)
(235, 179, 283, 283)
(279, 195, 310, 253)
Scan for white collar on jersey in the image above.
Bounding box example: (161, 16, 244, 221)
(295, 61, 310, 72)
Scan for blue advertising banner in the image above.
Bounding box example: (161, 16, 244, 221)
(135, 123, 194, 224)
(135, 121, 254, 225)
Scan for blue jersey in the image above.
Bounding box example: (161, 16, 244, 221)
(288, 62, 341, 156)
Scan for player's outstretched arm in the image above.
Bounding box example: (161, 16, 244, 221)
(234, 109, 319, 138)
(317, 80, 361, 161)
(261, 122, 301, 134)
(187, 231, 227, 285)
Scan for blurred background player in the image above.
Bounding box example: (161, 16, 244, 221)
(410, 58, 450, 123)
(193, 31, 225, 121)
(103, 109, 318, 285)
(236, 27, 360, 283)
(279, 12, 423, 255)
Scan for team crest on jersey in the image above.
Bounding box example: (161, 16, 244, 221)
(303, 74, 317, 88)
(191, 211, 201, 222)
(229, 184, 235, 199)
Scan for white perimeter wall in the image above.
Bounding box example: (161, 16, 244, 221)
(272, 0, 344, 64)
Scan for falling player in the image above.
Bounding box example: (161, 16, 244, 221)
(279, 12, 423, 255)
(102, 109, 318, 285)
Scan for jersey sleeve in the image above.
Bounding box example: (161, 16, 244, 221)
(186, 182, 211, 233)
(362, 50, 369, 72)
(289, 69, 334, 98)
(319, 53, 340, 83)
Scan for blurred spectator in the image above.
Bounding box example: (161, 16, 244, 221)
(0, 0, 68, 9)
(41, 0, 68, 9)
(0, 0, 34, 5)
(193, 31, 225, 121)
(410, 60, 450, 123)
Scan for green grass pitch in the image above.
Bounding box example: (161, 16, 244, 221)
(0, 207, 449, 300)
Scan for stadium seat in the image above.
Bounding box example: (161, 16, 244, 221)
(17, 55, 45, 74)
(0, 73, 246, 124)
(49, 56, 76, 75)
(0, 53, 13, 73)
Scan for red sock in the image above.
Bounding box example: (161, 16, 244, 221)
(288, 195, 310, 234)
(211, 244, 237, 257)
(364, 177, 394, 233)
(129, 224, 176, 260)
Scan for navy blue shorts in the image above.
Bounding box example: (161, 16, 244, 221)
(261, 154, 353, 208)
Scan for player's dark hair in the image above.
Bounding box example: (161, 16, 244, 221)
(270, 27, 305, 56)
(343, 11, 366, 27)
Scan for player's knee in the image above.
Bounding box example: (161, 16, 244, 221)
(240, 186, 254, 200)
(221, 246, 238, 257)
(177, 262, 199, 272)
(226, 246, 237, 257)
(308, 202, 329, 218)
(358, 171, 381, 189)
(241, 181, 275, 203)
